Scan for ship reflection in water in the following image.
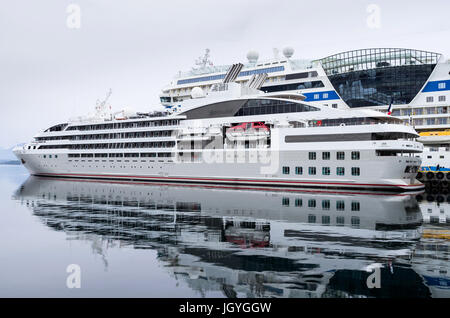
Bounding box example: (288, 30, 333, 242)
(13, 176, 450, 298)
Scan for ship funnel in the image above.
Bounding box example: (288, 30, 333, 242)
(223, 63, 244, 83)
(247, 73, 268, 90)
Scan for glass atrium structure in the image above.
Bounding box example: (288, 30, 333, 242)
(317, 48, 442, 107)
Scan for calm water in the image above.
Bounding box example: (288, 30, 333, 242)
(1, 165, 449, 298)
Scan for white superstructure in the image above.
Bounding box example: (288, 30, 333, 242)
(14, 65, 424, 191)
(160, 48, 345, 111)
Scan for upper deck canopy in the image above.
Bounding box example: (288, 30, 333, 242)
(317, 48, 441, 75)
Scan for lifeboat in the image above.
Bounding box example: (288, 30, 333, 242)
(226, 122, 270, 141)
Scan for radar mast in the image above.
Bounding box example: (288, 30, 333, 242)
(95, 88, 112, 119)
(193, 49, 214, 71)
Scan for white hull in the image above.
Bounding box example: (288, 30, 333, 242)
(15, 148, 423, 191)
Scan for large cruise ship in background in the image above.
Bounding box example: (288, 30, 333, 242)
(161, 48, 450, 173)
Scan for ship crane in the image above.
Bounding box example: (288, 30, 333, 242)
(95, 88, 113, 119)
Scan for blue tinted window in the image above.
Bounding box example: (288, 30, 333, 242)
(177, 66, 284, 85)
(235, 99, 319, 116)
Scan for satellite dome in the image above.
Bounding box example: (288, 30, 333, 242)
(191, 87, 205, 99)
(283, 47, 295, 59)
(247, 50, 259, 63)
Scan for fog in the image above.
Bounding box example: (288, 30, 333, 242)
(1, 0, 449, 147)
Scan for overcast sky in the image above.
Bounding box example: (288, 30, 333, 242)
(1, 0, 450, 148)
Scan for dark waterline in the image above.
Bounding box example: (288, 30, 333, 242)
(0, 165, 449, 298)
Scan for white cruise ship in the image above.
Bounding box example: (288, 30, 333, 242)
(161, 48, 450, 172)
(14, 64, 424, 191)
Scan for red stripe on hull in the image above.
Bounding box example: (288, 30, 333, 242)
(34, 176, 422, 196)
(35, 172, 424, 190)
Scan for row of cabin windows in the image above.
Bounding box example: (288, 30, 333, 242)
(176, 65, 285, 85)
(308, 117, 404, 128)
(282, 197, 360, 211)
(306, 215, 360, 226)
(37, 130, 173, 142)
(426, 96, 447, 103)
(309, 151, 360, 160)
(66, 119, 180, 131)
(283, 166, 360, 176)
(393, 106, 448, 116)
(42, 155, 58, 159)
(67, 152, 173, 158)
(39, 141, 176, 150)
(426, 155, 445, 159)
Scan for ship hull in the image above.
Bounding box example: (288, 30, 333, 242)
(14, 149, 424, 192)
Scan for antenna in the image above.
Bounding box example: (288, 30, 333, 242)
(273, 48, 280, 60)
(194, 49, 213, 69)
